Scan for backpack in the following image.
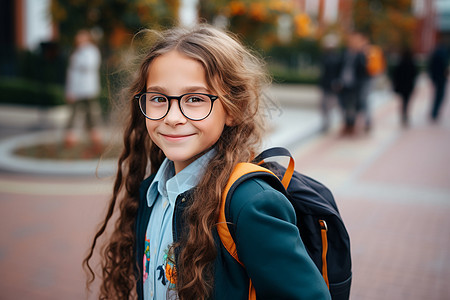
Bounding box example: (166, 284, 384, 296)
(366, 45, 385, 76)
(217, 147, 352, 300)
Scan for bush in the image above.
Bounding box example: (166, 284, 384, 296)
(269, 65, 319, 84)
(264, 37, 321, 84)
(0, 78, 65, 107)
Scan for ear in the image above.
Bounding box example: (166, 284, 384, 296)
(225, 112, 234, 126)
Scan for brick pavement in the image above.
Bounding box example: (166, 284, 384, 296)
(293, 77, 450, 299)
(0, 174, 112, 299)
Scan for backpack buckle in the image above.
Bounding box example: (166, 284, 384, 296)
(319, 220, 328, 231)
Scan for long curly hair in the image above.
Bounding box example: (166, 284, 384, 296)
(84, 24, 270, 299)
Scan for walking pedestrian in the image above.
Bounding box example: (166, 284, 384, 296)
(83, 25, 331, 300)
(64, 29, 102, 150)
(319, 33, 341, 132)
(428, 38, 449, 122)
(336, 32, 369, 134)
(361, 36, 386, 132)
(392, 47, 418, 127)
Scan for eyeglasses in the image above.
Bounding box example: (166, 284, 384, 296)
(134, 92, 219, 121)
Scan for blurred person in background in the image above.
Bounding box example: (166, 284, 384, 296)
(336, 31, 369, 135)
(392, 47, 418, 127)
(319, 33, 341, 133)
(64, 29, 102, 150)
(427, 37, 449, 122)
(361, 35, 386, 132)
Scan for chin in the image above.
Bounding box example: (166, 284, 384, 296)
(165, 151, 194, 163)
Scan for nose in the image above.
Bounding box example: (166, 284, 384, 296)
(164, 99, 187, 126)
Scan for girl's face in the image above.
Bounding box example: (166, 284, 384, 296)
(145, 50, 233, 173)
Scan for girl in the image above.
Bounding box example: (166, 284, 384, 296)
(84, 25, 330, 300)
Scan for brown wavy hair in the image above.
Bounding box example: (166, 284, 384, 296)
(84, 24, 269, 299)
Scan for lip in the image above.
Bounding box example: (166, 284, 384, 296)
(160, 133, 195, 142)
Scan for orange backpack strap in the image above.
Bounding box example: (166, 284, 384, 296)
(217, 163, 277, 265)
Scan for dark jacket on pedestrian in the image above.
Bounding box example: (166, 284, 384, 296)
(336, 49, 368, 91)
(320, 49, 341, 93)
(135, 175, 331, 300)
(392, 49, 418, 98)
(428, 44, 449, 85)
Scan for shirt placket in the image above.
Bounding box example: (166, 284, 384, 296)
(153, 198, 173, 299)
(148, 200, 161, 298)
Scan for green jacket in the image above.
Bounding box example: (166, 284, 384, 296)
(135, 175, 331, 299)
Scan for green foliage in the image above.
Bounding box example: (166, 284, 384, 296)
(353, 0, 416, 50)
(269, 65, 319, 84)
(264, 37, 321, 84)
(16, 45, 67, 85)
(197, 0, 298, 52)
(0, 78, 65, 107)
(196, 1, 321, 82)
(266, 38, 321, 64)
(50, 0, 179, 48)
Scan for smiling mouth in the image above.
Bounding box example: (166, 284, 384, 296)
(161, 133, 195, 141)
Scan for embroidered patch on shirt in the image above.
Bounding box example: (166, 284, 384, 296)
(143, 236, 150, 283)
(143, 233, 177, 289)
(164, 247, 177, 288)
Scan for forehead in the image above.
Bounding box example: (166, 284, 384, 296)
(146, 50, 208, 92)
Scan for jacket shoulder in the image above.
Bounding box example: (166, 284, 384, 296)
(228, 177, 295, 224)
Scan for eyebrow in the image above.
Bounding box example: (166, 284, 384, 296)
(146, 86, 210, 94)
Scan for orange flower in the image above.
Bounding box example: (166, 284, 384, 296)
(165, 264, 177, 285)
(294, 13, 311, 37)
(250, 2, 266, 21)
(109, 26, 131, 48)
(230, 1, 246, 16)
(269, 0, 293, 13)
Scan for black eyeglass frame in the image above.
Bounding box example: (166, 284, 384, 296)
(134, 92, 219, 121)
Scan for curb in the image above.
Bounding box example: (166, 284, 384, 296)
(0, 130, 117, 176)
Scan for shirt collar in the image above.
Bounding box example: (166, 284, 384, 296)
(147, 149, 216, 207)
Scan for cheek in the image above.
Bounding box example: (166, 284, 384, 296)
(199, 118, 226, 142)
(145, 119, 157, 141)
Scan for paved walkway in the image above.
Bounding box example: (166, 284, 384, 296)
(292, 76, 450, 299)
(0, 76, 449, 299)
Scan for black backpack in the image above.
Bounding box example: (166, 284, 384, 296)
(217, 147, 352, 299)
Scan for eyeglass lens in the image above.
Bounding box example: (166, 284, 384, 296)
(139, 93, 213, 120)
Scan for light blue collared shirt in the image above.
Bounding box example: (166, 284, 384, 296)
(143, 150, 214, 300)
